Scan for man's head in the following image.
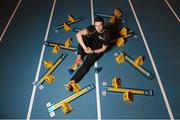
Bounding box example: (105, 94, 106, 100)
(94, 16, 104, 33)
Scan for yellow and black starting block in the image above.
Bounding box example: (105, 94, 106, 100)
(95, 9, 125, 23)
(113, 49, 154, 79)
(33, 53, 67, 90)
(102, 77, 153, 103)
(44, 38, 77, 54)
(116, 27, 138, 47)
(46, 84, 95, 117)
(55, 14, 85, 31)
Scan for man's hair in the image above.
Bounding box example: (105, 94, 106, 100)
(94, 16, 104, 24)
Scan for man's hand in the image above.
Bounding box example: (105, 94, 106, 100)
(84, 47, 93, 54)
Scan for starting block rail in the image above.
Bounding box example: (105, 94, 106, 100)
(55, 16, 85, 31)
(33, 53, 67, 90)
(44, 41, 77, 51)
(95, 12, 113, 18)
(102, 78, 153, 103)
(107, 86, 153, 96)
(46, 83, 95, 117)
(114, 49, 154, 79)
(95, 9, 125, 23)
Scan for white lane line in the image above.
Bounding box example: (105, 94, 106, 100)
(0, 0, 22, 42)
(128, 0, 174, 119)
(26, 0, 57, 119)
(165, 0, 180, 23)
(90, 0, 102, 119)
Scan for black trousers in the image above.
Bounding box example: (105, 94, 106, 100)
(70, 40, 103, 83)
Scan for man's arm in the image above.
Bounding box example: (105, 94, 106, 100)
(76, 29, 91, 53)
(94, 44, 108, 54)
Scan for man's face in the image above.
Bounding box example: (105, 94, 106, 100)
(94, 21, 104, 33)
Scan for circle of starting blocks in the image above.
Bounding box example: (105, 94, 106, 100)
(60, 102, 72, 114)
(44, 75, 55, 84)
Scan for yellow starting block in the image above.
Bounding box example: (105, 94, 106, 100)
(52, 45, 61, 54)
(71, 83, 81, 93)
(113, 49, 154, 79)
(65, 81, 81, 93)
(115, 53, 125, 64)
(114, 9, 122, 18)
(110, 27, 137, 47)
(109, 9, 122, 23)
(123, 91, 133, 103)
(119, 27, 137, 39)
(116, 37, 125, 47)
(44, 38, 77, 54)
(109, 15, 116, 23)
(120, 27, 130, 38)
(95, 9, 123, 24)
(112, 77, 121, 88)
(56, 15, 85, 31)
(46, 84, 95, 117)
(44, 75, 55, 84)
(68, 14, 75, 22)
(63, 22, 71, 31)
(134, 56, 144, 66)
(102, 77, 153, 103)
(65, 38, 72, 48)
(60, 102, 72, 114)
(44, 60, 54, 69)
(33, 53, 67, 90)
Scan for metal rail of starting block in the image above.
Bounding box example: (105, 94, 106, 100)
(114, 49, 154, 79)
(105, 86, 153, 103)
(55, 16, 85, 31)
(33, 53, 67, 90)
(102, 78, 153, 103)
(46, 83, 95, 117)
(44, 41, 77, 51)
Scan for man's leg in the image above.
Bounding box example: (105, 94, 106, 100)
(64, 38, 90, 90)
(65, 53, 103, 91)
(71, 53, 103, 83)
(75, 43, 85, 62)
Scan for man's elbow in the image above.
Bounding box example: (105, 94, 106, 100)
(103, 45, 108, 51)
(76, 32, 81, 38)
